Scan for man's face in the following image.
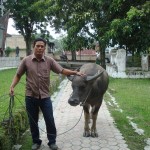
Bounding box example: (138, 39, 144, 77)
(34, 41, 46, 57)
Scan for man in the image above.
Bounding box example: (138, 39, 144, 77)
(9, 38, 84, 150)
(16, 46, 20, 57)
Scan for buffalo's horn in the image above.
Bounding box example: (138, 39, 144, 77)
(67, 67, 80, 81)
(86, 70, 104, 81)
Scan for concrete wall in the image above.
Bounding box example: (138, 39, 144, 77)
(0, 57, 20, 70)
(5, 35, 26, 49)
(106, 49, 150, 78)
(53, 54, 96, 61)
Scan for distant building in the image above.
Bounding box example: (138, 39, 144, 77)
(5, 34, 26, 49)
(5, 34, 51, 57)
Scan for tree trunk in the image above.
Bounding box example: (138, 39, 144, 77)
(24, 36, 32, 56)
(71, 50, 76, 61)
(99, 41, 106, 69)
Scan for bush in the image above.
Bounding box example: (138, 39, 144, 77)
(5, 47, 15, 57)
(0, 109, 28, 150)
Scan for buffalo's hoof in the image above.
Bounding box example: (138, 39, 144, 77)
(91, 131, 98, 137)
(83, 131, 90, 137)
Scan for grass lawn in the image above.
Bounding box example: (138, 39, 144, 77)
(105, 77, 150, 150)
(0, 69, 25, 122)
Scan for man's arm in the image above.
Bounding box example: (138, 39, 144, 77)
(61, 68, 85, 76)
(9, 74, 21, 96)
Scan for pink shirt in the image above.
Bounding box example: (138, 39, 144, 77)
(17, 54, 63, 99)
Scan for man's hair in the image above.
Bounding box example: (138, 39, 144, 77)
(33, 38, 47, 47)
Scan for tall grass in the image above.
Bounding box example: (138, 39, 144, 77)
(105, 78, 150, 150)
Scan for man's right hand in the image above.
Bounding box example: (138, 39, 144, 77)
(9, 74, 21, 96)
(9, 86, 14, 96)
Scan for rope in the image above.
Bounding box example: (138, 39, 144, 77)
(0, 87, 87, 137)
(8, 95, 15, 144)
(80, 88, 92, 106)
(14, 94, 84, 136)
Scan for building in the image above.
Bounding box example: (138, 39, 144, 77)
(6, 34, 26, 49)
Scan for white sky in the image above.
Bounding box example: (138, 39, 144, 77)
(7, 18, 66, 39)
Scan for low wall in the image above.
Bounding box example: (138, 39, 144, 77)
(53, 54, 96, 61)
(106, 64, 150, 78)
(0, 57, 20, 69)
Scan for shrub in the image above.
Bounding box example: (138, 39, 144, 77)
(5, 47, 15, 57)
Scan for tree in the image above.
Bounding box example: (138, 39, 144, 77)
(106, 0, 150, 55)
(61, 34, 90, 61)
(4, 0, 51, 55)
(34, 0, 150, 68)
(50, 0, 113, 68)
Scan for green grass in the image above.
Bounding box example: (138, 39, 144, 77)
(105, 77, 150, 150)
(0, 69, 25, 122)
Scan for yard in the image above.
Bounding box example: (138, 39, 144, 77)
(105, 77, 150, 150)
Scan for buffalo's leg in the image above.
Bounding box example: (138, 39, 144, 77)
(83, 104, 90, 137)
(91, 104, 101, 137)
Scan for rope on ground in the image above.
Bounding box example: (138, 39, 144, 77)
(14, 94, 84, 136)
(0, 92, 84, 137)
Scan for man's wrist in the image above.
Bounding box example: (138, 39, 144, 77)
(10, 84, 14, 89)
(74, 71, 78, 75)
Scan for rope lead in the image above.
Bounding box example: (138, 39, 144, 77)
(8, 95, 15, 144)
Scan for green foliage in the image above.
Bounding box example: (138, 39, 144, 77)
(0, 101, 28, 150)
(126, 55, 141, 67)
(5, 47, 15, 57)
(12, 0, 149, 65)
(43, 0, 150, 67)
(4, 0, 53, 55)
(0, 131, 12, 150)
(108, 1, 150, 53)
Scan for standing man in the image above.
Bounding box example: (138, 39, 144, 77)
(16, 46, 20, 57)
(9, 38, 84, 150)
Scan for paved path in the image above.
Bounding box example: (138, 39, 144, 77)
(38, 79, 130, 150)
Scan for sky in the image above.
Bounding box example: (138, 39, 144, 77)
(7, 18, 66, 39)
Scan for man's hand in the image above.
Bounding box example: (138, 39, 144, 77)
(76, 71, 86, 76)
(9, 86, 14, 96)
(9, 74, 21, 96)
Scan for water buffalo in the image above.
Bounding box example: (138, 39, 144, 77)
(67, 63, 109, 137)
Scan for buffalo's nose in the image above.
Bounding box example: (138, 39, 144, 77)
(68, 98, 80, 106)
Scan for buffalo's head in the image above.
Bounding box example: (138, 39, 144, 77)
(67, 70, 103, 106)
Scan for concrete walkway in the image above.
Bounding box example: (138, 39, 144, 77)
(38, 79, 130, 150)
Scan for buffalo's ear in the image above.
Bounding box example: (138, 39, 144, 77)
(67, 75, 74, 81)
(86, 70, 104, 82)
(67, 68, 80, 81)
